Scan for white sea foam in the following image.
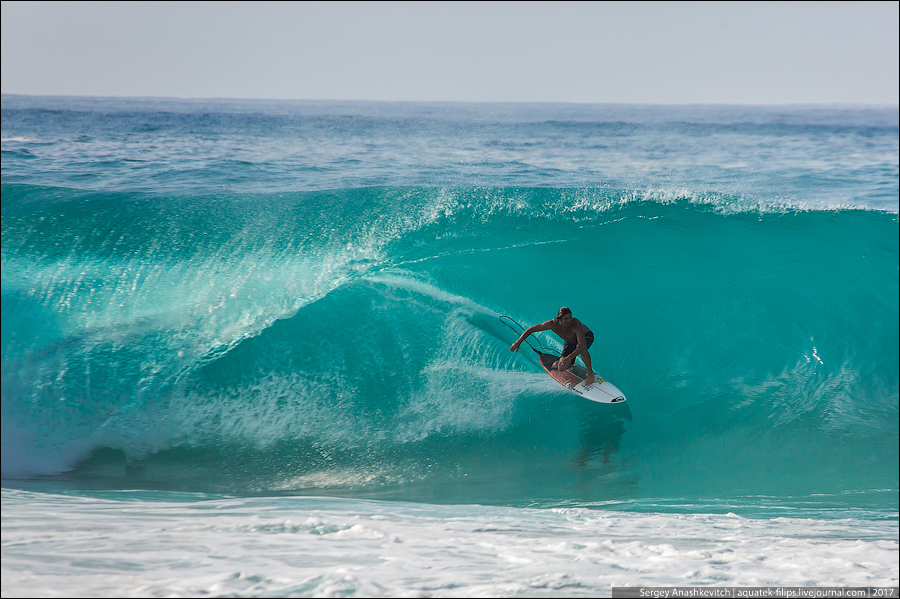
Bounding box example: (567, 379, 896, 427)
(1, 489, 896, 597)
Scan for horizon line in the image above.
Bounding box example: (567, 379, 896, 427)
(2, 92, 898, 109)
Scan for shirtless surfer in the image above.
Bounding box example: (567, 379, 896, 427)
(509, 307, 596, 385)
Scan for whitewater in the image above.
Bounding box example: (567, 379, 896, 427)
(2, 95, 898, 596)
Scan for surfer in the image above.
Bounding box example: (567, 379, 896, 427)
(509, 307, 595, 385)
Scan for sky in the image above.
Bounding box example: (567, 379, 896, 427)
(2, 1, 898, 105)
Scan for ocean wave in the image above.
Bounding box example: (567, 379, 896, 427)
(2, 184, 897, 506)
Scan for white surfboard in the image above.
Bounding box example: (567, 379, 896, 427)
(538, 353, 626, 403)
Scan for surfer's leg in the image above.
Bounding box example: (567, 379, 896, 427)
(583, 332, 596, 385)
(559, 340, 577, 371)
(583, 349, 595, 385)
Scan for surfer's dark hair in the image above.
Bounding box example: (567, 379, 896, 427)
(556, 306, 572, 319)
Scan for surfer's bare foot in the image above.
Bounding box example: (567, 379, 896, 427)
(585, 373, 596, 386)
(550, 360, 559, 370)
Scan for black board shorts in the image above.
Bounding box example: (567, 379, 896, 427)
(562, 331, 594, 359)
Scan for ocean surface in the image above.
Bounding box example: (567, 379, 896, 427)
(2, 95, 898, 596)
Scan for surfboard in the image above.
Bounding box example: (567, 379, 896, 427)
(538, 353, 626, 403)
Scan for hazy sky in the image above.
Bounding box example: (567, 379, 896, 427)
(2, 1, 898, 105)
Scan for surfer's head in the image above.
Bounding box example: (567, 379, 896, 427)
(556, 306, 573, 325)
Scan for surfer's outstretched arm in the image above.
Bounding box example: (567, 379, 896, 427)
(510, 320, 553, 352)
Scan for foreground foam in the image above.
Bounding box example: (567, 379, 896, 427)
(2, 489, 896, 597)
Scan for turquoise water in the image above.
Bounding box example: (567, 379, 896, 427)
(3, 182, 897, 509)
(3, 95, 898, 596)
(2, 98, 898, 509)
(2, 97, 897, 513)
